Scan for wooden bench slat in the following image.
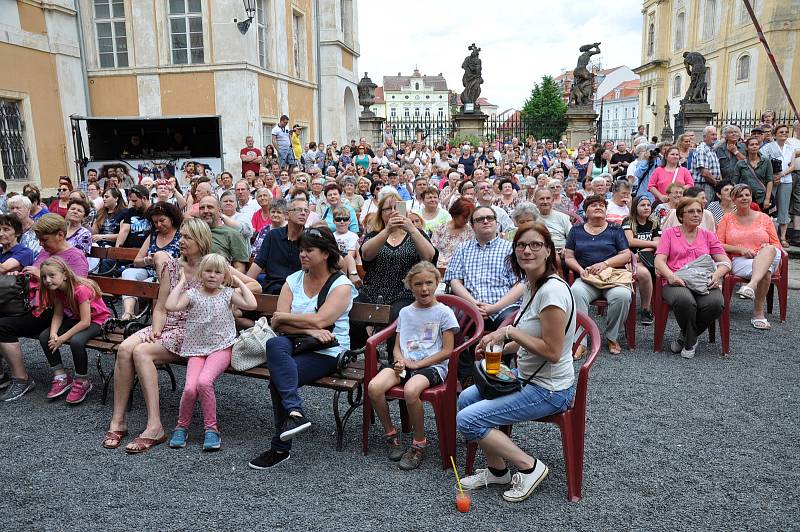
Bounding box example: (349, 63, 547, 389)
(253, 294, 392, 324)
(313, 376, 360, 390)
(87, 339, 117, 351)
(90, 276, 160, 299)
(90, 247, 139, 261)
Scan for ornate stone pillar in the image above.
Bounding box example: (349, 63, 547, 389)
(357, 73, 385, 146)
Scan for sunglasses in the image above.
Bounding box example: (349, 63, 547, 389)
(334, 217, 350, 222)
(59, 188, 69, 192)
(296, 179, 307, 183)
(472, 215, 496, 224)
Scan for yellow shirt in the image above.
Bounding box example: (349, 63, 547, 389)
(291, 132, 302, 159)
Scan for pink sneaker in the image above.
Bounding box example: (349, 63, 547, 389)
(65, 378, 92, 404)
(46, 375, 73, 400)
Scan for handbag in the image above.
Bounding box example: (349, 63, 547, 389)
(231, 317, 277, 371)
(473, 277, 574, 399)
(281, 271, 344, 355)
(0, 274, 31, 317)
(638, 250, 656, 271)
(746, 163, 778, 217)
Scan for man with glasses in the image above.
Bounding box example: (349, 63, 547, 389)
(474, 181, 513, 232)
(444, 205, 524, 381)
(247, 197, 308, 294)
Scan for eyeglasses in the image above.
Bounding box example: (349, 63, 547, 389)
(334, 217, 350, 222)
(296, 179, 307, 183)
(515, 241, 546, 252)
(472, 215, 496, 224)
(58, 188, 69, 192)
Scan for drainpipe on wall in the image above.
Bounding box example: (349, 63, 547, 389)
(314, 0, 322, 141)
(74, 0, 92, 115)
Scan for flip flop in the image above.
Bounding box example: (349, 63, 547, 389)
(781, 239, 791, 249)
(737, 286, 755, 300)
(607, 340, 622, 355)
(125, 433, 168, 454)
(573, 345, 588, 360)
(101, 429, 128, 449)
(751, 318, 771, 330)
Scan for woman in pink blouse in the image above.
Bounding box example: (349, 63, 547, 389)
(654, 197, 731, 359)
(648, 147, 694, 203)
(717, 184, 782, 330)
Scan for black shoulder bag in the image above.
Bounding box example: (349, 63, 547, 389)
(746, 163, 778, 218)
(473, 276, 575, 400)
(283, 271, 344, 355)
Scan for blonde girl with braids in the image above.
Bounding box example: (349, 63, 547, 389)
(37, 257, 111, 404)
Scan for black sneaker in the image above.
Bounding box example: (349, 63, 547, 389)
(0, 378, 35, 402)
(640, 309, 654, 326)
(279, 413, 311, 442)
(248, 449, 290, 470)
(0, 373, 10, 390)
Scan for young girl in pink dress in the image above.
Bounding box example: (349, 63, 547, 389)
(165, 253, 257, 451)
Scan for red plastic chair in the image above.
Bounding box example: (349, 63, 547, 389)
(722, 249, 788, 323)
(568, 255, 637, 350)
(362, 295, 484, 469)
(464, 311, 602, 502)
(652, 273, 731, 356)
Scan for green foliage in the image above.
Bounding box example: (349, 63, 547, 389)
(521, 76, 568, 140)
(451, 133, 483, 147)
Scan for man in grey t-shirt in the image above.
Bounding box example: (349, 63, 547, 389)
(271, 114, 295, 169)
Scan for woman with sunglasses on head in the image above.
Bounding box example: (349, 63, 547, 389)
(248, 226, 357, 470)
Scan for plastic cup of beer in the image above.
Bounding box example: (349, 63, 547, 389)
(485, 343, 503, 375)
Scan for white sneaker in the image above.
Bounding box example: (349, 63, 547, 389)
(460, 468, 512, 491)
(681, 343, 697, 359)
(502, 460, 549, 502)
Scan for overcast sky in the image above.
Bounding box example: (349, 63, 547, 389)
(357, 0, 643, 112)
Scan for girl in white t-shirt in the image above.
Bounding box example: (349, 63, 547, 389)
(332, 206, 358, 258)
(366, 262, 459, 470)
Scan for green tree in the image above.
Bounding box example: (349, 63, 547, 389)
(521, 75, 568, 140)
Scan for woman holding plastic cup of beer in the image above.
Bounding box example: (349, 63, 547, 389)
(456, 222, 576, 503)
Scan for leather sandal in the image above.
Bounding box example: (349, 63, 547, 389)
(573, 345, 588, 360)
(125, 433, 168, 454)
(101, 429, 128, 449)
(607, 340, 622, 355)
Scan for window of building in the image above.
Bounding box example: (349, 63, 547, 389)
(705, 67, 712, 92)
(633, 107, 637, 118)
(168, 0, 203, 65)
(292, 10, 307, 79)
(673, 74, 682, 97)
(702, 0, 717, 40)
(624, 108, 628, 118)
(404, 108, 410, 118)
(738, 0, 757, 24)
(415, 82, 419, 90)
(414, 107, 420, 117)
(390, 107, 397, 118)
(736, 55, 751, 82)
(647, 22, 655, 56)
(646, 87, 652, 106)
(424, 108, 430, 119)
(94, 0, 128, 68)
(256, 0, 270, 69)
(340, 0, 354, 46)
(438, 108, 444, 118)
(0, 99, 29, 182)
(674, 11, 685, 51)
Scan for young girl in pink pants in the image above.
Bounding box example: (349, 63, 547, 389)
(165, 253, 257, 451)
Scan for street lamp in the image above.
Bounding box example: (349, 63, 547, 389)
(237, 0, 257, 35)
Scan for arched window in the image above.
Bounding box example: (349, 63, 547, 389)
(415, 82, 419, 90)
(674, 11, 685, 51)
(647, 23, 655, 56)
(673, 74, 682, 97)
(736, 55, 751, 82)
(702, 0, 717, 40)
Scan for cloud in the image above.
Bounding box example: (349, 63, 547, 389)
(357, 0, 643, 111)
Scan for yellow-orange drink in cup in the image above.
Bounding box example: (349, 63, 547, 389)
(485, 344, 503, 375)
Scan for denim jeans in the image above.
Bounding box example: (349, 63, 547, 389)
(456, 376, 575, 442)
(265, 336, 338, 452)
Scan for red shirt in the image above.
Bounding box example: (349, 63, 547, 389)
(48, 200, 68, 218)
(240, 147, 262, 176)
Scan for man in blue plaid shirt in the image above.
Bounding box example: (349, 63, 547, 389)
(690, 125, 721, 201)
(445, 205, 524, 380)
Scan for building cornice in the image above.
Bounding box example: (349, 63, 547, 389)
(86, 62, 318, 90)
(319, 39, 360, 58)
(633, 60, 668, 74)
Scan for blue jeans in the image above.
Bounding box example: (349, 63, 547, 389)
(265, 336, 338, 452)
(457, 377, 575, 442)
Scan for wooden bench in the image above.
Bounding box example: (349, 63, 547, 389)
(86, 277, 392, 451)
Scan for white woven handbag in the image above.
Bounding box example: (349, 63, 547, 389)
(231, 317, 277, 371)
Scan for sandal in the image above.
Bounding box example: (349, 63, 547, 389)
(573, 345, 588, 360)
(125, 433, 168, 454)
(751, 318, 771, 330)
(607, 340, 622, 355)
(120, 313, 135, 321)
(101, 429, 128, 449)
(737, 286, 755, 300)
(781, 239, 791, 249)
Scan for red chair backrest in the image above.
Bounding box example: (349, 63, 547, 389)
(435, 294, 484, 354)
(570, 311, 602, 419)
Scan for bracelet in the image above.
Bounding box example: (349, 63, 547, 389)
(348, 271, 358, 276)
(504, 325, 511, 342)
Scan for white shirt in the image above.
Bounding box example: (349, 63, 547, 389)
(239, 198, 260, 221)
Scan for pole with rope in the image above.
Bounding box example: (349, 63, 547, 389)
(742, 0, 798, 119)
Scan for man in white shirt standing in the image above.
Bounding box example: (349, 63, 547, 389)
(271, 115, 295, 169)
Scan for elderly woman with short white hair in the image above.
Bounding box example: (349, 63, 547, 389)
(7, 194, 40, 258)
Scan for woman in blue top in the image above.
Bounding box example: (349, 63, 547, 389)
(353, 145, 371, 171)
(0, 214, 34, 273)
(248, 226, 357, 470)
(564, 194, 632, 356)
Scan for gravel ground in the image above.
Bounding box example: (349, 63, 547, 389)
(2, 294, 799, 531)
